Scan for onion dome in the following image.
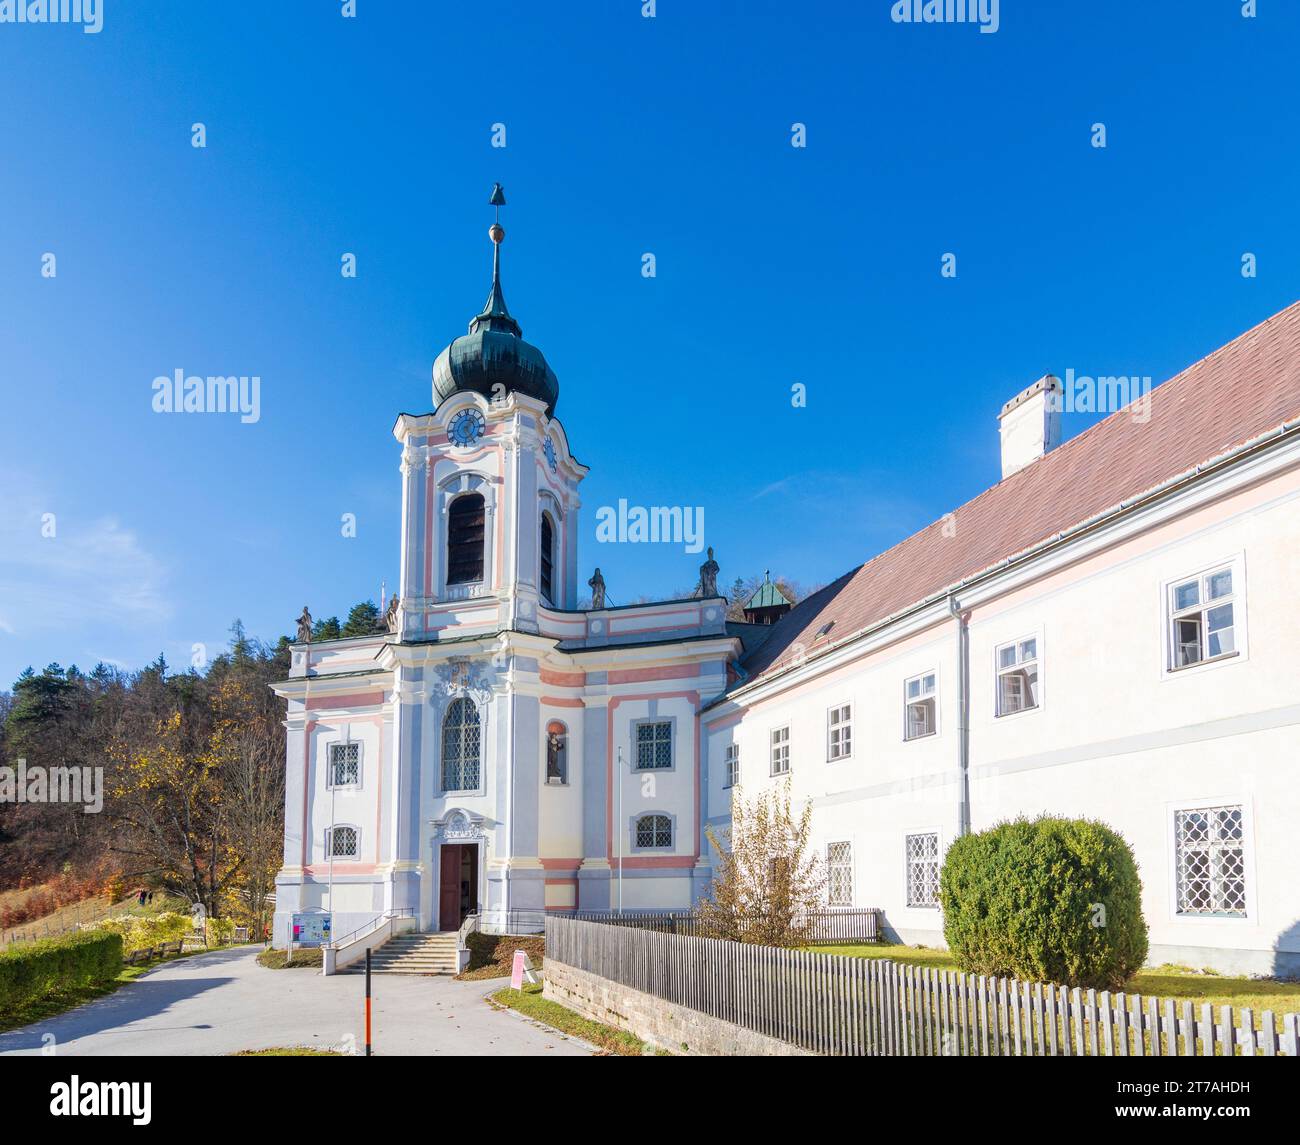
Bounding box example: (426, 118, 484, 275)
(432, 184, 559, 417)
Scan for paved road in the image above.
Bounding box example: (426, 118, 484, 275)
(0, 946, 594, 1057)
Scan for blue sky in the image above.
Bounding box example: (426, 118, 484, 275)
(1, 0, 1298, 685)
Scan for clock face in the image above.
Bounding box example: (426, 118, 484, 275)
(448, 409, 485, 447)
(543, 437, 557, 471)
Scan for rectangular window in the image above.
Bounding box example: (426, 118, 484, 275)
(723, 743, 740, 789)
(635, 721, 673, 770)
(904, 672, 937, 740)
(326, 825, 358, 859)
(329, 742, 360, 787)
(770, 726, 790, 776)
(827, 841, 853, 906)
(996, 636, 1040, 717)
(827, 704, 853, 761)
(1175, 805, 1246, 917)
(1168, 564, 1239, 670)
(905, 832, 940, 908)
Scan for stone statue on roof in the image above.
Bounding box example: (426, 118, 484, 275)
(384, 595, 400, 633)
(296, 606, 313, 644)
(588, 567, 606, 610)
(699, 547, 720, 598)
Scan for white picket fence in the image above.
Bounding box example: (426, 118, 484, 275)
(545, 916, 1300, 1057)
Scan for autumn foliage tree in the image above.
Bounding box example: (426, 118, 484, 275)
(696, 781, 826, 947)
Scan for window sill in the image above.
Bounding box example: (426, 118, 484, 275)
(904, 731, 937, 743)
(995, 703, 1041, 720)
(1167, 650, 1240, 675)
(545, 777, 567, 786)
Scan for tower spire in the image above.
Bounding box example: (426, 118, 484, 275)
(471, 183, 520, 335)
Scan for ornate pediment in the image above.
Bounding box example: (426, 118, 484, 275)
(431, 808, 488, 841)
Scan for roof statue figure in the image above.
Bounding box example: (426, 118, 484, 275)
(588, 567, 606, 610)
(432, 185, 560, 417)
(296, 606, 313, 644)
(699, 547, 720, 598)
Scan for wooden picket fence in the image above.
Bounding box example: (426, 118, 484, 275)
(545, 916, 1300, 1057)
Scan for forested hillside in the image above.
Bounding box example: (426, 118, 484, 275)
(0, 601, 386, 929)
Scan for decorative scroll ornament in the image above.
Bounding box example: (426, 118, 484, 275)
(434, 656, 495, 707)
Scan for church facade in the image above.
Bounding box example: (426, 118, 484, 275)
(272, 192, 733, 945)
(275, 191, 1300, 976)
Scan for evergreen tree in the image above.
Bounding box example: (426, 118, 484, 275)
(312, 616, 342, 642)
(341, 600, 383, 637)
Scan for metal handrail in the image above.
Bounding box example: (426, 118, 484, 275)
(325, 907, 416, 950)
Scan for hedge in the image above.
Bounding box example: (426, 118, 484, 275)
(0, 929, 124, 1011)
(939, 815, 1148, 991)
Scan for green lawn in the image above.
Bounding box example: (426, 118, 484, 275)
(490, 982, 669, 1055)
(812, 942, 1300, 1032)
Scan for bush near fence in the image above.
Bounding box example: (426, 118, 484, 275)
(0, 930, 123, 1011)
(941, 816, 1148, 990)
(545, 916, 1300, 1057)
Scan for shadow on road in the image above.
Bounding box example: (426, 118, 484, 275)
(0, 947, 262, 1053)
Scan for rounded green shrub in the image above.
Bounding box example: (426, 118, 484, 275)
(939, 815, 1148, 990)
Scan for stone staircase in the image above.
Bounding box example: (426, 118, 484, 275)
(338, 931, 459, 975)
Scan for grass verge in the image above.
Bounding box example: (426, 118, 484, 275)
(456, 933, 544, 981)
(232, 1047, 346, 1057)
(812, 942, 1300, 1032)
(257, 946, 324, 970)
(490, 982, 667, 1055)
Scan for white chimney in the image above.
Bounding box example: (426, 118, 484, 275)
(998, 374, 1062, 478)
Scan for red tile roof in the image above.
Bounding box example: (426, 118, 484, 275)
(741, 302, 1300, 685)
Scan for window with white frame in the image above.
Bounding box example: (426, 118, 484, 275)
(905, 832, 940, 907)
(724, 743, 740, 789)
(904, 672, 937, 740)
(827, 704, 852, 760)
(325, 825, 359, 859)
(328, 741, 360, 787)
(996, 636, 1040, 717)
(827, 841, 853, 906)
(635, 813, 672, 849)
(1174, 805, 1246, 917)
(770, 726, 790, 775)
(635, 720, 673, 770)
(1168, 563, 1240, 670)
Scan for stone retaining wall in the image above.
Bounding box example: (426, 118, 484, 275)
(542, 958, 812, 1056)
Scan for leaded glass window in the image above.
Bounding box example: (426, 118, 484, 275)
(828, 841, 853, 906)
(906, 832, 939, 908)
(326, 825, 358, 859)
(635, 814, 672, 849)
(442, 697, 482, 791)
(329, 742, 359, 786)
(1175, 805, 1246, 916)
(635, 721, 672, 770)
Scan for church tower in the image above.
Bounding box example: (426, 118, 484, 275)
(392, 185, 586, 641)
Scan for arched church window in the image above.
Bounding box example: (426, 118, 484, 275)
(447, 493, 485, 585)
(635, 814, 672, 850)
(546, 720, 567, 785)
(539, 511, 555, 604)
(442, 697, 482, 791)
